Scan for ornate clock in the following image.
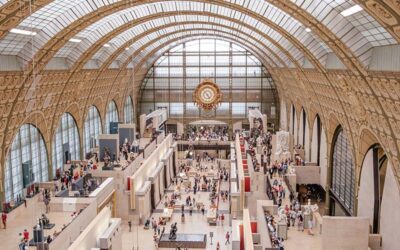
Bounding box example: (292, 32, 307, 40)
(193, 79, 222, 110)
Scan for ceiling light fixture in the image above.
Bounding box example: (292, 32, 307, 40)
(305, 27, 311, 32)
(125, 47, 130, 50)
(341, 5, 362, 17)
(69, 38, 82, 43)
(10, 28, 37, 36)
(103, 43, 111, 47)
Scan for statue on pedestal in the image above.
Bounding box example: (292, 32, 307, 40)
(103, 147, 111, 165)
(275, 131, 291, 161)
(277, 207, 287, 224)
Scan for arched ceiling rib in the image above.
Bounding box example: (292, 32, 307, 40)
(0, 0, 397, 73)
(81, 34, 280, 112)
(108, 29, 281, 70)
(109, 26, 284, 69)
(100, 21, 292, 70)
(7, 1, 311, 67)
(57, 13, 299, 68)
(66, 17, 304, 72)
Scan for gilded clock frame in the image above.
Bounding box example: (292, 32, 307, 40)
(193, 79, 222, 110)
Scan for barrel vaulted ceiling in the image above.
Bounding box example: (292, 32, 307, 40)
(0, 0, 398, 77)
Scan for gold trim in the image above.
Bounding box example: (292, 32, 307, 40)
(193, 79, 222, 110)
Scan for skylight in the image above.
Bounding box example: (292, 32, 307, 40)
(10, 28, 37, 36)
(69, 38, 82, 43)
(341, 5, 363, 17)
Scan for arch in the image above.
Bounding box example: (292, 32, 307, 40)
(138, 38, 278, 122)
(311, 114, 328, 189)
(51, 113, 81, 176)
(3, 124, 49, 203)
(289, 104, 298, 145)
(329, 125, 356, 216)
(83, 106, 102, 155)
(69, 15, 297, 70)
(357, 128, 391, 235)
(59, 102, 82, 129)
(298, 108, 310, 161)
(105, 100, 119, 134)
(124, 95, 135, 124)
(279, 100, 288, 131)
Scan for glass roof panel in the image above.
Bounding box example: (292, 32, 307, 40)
(0, 0, 395, 68)
(0, 0, 324, 66)
(112, 28, 279, 68)
(291, 0, 396, 65)
(55, 15, 295, 67)
(137, 35, 273, 71)
(121, 31, 277, 70)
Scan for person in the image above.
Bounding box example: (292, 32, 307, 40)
(144, 219, 150, 229)
(225, 231, 230, 245)
(153, 232, 158, 245)
(128, 221, 132, 232)
(46, 235, 52, 244)
(152, 218, 157, 233)
(297, 213, 304, 231)
(19, 233, 25, 250)
(201, 205, 205, 215)
(23, 229, 29, 243)
(220, 213, 225, 225)
(2, 211, 7, 229)
(216, 241, 220, 250)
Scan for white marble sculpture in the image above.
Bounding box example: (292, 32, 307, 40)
(304, 199, 312, 215)
(275, 130, 291, 161)
(277, 207, 288, 223)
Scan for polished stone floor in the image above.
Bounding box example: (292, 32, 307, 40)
(0, 197, 75, 249)
(122, 160, 232, 250)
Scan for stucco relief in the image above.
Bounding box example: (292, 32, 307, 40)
(366, 0, 398, 26)
(394, 26, 400, 38)
(383, 0, 400, 14)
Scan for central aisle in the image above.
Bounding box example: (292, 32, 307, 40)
(121, 159, 232, 250)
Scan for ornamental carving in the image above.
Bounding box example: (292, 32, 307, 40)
(383, 0, 400, 14)
(366, 0, 398, 26)
(193, 79, 222, 111)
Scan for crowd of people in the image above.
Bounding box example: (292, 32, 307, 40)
(264, 210, 284, 248)
(184, 125, 229, 141)
(118, 139, 140, 164)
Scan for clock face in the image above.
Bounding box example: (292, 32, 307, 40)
(193, 79, 222, 110)
(200, 87, 216, 103)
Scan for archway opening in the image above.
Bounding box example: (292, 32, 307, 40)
(52, 113, 81, 177)
(358, 144, 388, 233)
(4, 124, 49, 205)
(329, 126, 355, 216)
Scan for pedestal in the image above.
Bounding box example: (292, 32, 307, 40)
(277, 222, 287, 240)
(303, 213, 312, 229)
